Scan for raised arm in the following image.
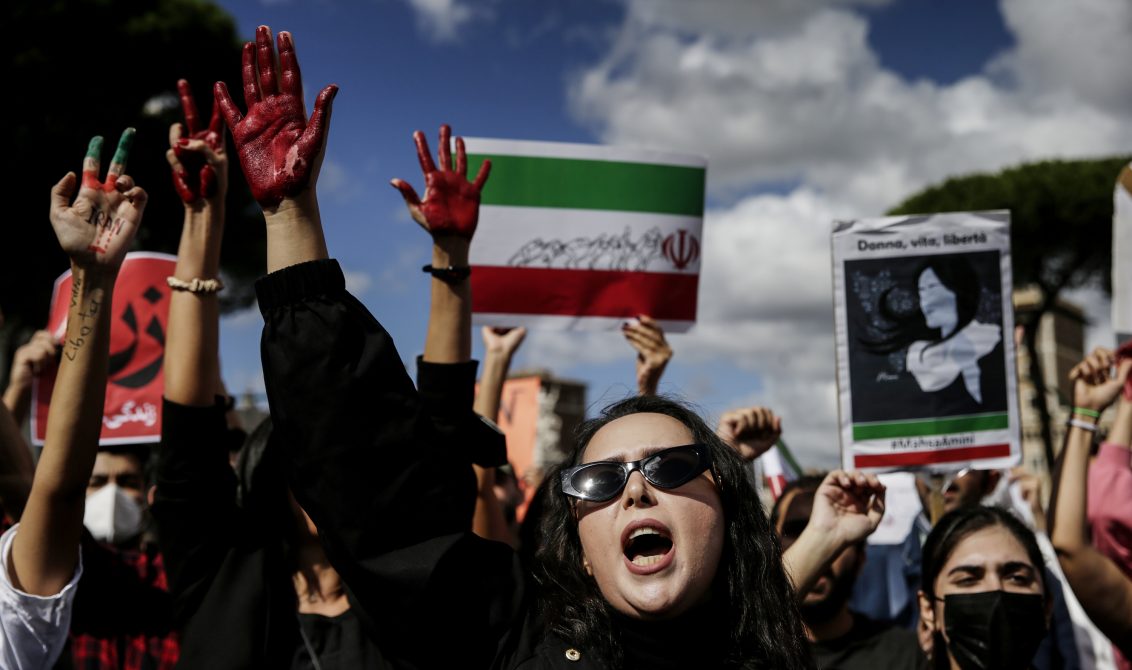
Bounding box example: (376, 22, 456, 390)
(718, 406, 782, 463)
(622, 315, 672, 396)
(392, 124, 491, 364)
(213, 26, 336, 273)
(164, 79, 228, 405)
(472, 326, 526, 544)
(2, 330, 56, 426)
(780, 470, 885, 598)
(1050, 347, 1132, 653)
(12, 130, 145, 596)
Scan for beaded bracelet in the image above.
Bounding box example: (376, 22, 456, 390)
(167, 276, 225, 294)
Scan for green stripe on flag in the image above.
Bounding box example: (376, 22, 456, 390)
(467, 154, 705, 216)
(852, 412, 1008, 440)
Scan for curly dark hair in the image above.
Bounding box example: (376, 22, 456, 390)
(529, 395, 814, 669)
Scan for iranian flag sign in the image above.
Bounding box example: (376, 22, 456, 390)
(463, 139, 707, 332)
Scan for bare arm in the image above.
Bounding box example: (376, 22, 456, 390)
(622, 315, 671, 396)
(164, 80, 229, 406)
(12, 130, 145, 595)
(1049, 348, 1132, 650)
(780, 470, 885, 598)
(213, 26, 336, 273)
(471, 327, 526, 544)
(391, 124, 491, 365)
(0, 399, 33, 520)
(2, 331, 56, 425)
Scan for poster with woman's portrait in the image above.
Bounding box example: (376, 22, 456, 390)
(832, 211, 1021, 473)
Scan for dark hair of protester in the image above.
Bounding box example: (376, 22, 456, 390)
(921, 506, 1048, 670)
(861, 254, 980, 355)
(531, 395, 814, 669)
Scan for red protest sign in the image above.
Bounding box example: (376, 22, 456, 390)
(31, 253, 176, 446)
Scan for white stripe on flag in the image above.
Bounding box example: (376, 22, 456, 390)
(463, 138, 706, 168)
(471, 205, 702, 273)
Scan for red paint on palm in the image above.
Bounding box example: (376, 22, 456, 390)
(213, 27, 337, 208)
(391, 125, 492, 239)
(172, 79, 224, 203)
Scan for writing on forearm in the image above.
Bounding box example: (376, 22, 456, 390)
(64, 277, 104, 361)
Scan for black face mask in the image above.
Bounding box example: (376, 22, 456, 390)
(940, 591, 1046, 670)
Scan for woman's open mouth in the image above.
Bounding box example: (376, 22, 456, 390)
(622, 520, 675, 575)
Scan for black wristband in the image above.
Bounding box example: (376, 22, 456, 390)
(422, 264, 471, 285)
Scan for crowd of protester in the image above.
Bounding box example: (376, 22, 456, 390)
(0, 23, 1129, 670)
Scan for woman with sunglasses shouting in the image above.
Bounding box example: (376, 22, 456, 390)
(235, 27, 863, 668)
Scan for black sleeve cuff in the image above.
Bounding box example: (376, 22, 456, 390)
(256, 259, 345, 314)
(416, 357, 507, 468)
(416, 357, 479, 412)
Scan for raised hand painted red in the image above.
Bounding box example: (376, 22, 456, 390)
(213, 26, 337, 208)
(171, 79, 224, 203)
(390, 124, 492, 239)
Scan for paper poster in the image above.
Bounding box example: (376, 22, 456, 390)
(1115, 163, 1131, 345)
(32, 252, 176, 445)
(832, 211, 1021, 472)
(464, 139, 707, 332)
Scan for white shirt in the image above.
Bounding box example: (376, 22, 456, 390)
(0, 524, 82, 670)
(906, 320, 1001, 403)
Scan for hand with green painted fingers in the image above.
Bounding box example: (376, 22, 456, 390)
(49, 130, 146, 271)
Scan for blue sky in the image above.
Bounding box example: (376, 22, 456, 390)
(215, 0, 1127, 468)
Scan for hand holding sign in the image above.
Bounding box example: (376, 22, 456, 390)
(391, 124, 492, 240)
(168, 79, 227, 204)
(622, 315, 671, 396)
(718, 406, 782, 462)
(482, 326, 526, 358)
(214, 26, 337, 209)
(50, 130, 146, 271)
(1069, 347, 1132, 412)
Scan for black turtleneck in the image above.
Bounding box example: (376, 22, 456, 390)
(611, 605, 731, 670)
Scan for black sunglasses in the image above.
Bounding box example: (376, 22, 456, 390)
(560, 444, 716, 503)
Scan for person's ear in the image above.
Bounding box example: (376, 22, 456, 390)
(582, 554, 593, 576)
(146, 484, 157, 507)
(917, 590, 936, 629)
(984, 469, 1002, 495)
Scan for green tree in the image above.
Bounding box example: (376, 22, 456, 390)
(889, 156, 1129, 468)
(4, 0, 264, 379)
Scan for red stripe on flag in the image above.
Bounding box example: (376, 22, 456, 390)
(471, 266, 698, 320)
(854, 443, 1011, 468)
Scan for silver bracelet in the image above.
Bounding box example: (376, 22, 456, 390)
(1066, 418, 1098, 433)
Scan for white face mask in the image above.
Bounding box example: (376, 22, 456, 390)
(83, 483, 144, 544)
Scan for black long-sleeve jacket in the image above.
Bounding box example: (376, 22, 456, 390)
(255, 259, 603, 669)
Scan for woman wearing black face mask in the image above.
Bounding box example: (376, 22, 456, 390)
(918, 506, 1051, 670)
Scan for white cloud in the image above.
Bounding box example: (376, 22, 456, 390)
(343, 268, 374, 296)
(555, 0, 1130, 466)
(403, 0, 478, 43)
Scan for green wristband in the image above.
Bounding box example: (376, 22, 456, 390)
(1072, 407, 1101, 419)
